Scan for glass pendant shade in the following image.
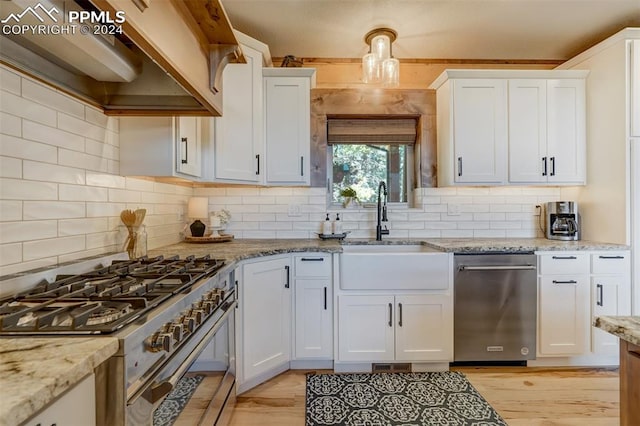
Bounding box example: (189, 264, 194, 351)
(362, 52, 381, 83)
(371, 34, 391, 61)
(382, 57, 400, 87)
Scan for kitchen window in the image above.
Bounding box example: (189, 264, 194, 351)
(327, 116, 417, 205)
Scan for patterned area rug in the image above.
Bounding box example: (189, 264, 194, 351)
(306, 372, 507, 426)
(153, 375, 204, 426)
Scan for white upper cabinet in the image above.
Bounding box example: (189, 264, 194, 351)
(263, 69, 315, 186)
(430, 70, 588, 187)
(120, 116, 203, 179)
(435, 78, 508, 185)
(509, 79, 586, 184)
(214, 44, 264, 183)
(631, 40, 640, 138)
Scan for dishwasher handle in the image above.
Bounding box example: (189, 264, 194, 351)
(459, 265, 536, 271)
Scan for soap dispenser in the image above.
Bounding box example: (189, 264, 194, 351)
(322, 213, 332, 235)
(332, 213, 342, 235)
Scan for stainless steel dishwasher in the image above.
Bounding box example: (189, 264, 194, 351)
(454, 253, 537, 363)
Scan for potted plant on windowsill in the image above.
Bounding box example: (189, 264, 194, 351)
(339, 187, 359, 208)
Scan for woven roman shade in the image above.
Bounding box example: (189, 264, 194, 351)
(327, 117, 418, 144)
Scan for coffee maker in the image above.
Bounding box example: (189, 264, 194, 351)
(546, 201, 580, 241)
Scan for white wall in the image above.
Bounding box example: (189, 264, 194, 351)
(195, 186, 564, 239)
(0, 65, 189, 276)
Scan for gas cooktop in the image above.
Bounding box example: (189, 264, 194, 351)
(0, 255, 225, 335)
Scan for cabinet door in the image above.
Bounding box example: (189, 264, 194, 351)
(337, 295, 394, 361)
(27, 374, 95, 426)
(264, 77, 310, 185)
(452, 79, 507, 184)
(294, 279, 332, 359)
(538, 275, 589, 355)
(546, 79, 586, 184)
(242, 257, 291, 380)
(592, 276, 631, 355)
(176, 116, 202, 177)
(508, 79, 547, 183)
(214, 45, 263, 183)
(631, 40, 640, 138)
(395, 294, 453, 362)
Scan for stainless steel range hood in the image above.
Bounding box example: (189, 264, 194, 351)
(0, 0, 244, 116)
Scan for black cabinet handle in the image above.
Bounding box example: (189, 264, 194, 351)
(181, 137, 188, 164)
(323, 287, 327, 310)
(255, 154, 260, 175)
(550, 156, 555, 176)
(398, 303, 403, 327)
(301, 257, 324, 262)
(552, 255, 577, 260)
(599, 255, 624, 260)
(596, 284, 603, 307)
(553, 280, 578, 284)
(542, 157, 547, 176)
(457, 157, 463, 177)
(301, 156, 304, 176)
(388, 303, 392, 327)
(284, 265, 290, 288)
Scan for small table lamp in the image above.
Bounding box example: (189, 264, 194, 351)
(187, 197, 208, 237)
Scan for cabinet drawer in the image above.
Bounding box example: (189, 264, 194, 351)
(539, 253, 589, 275)
(592, 252, 630, 274)
(294, 254, 331, 277)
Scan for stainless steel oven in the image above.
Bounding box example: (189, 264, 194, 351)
(0, 255, 236, 426)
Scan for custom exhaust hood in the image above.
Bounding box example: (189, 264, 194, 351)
(0, 0, 245, 116)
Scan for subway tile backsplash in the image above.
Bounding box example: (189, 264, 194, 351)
(1, 64, 565, 276)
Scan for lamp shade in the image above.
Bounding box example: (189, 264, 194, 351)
(187, 197, 208, 218)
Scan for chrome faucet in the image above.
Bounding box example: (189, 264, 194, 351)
(376, 181, 389, 241)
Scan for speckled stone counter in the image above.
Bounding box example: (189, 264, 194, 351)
(594, 316, 640, 346)
(148, 238, 342, 261)
(0, 337, 119, 426)
(341, 237, 629, 253)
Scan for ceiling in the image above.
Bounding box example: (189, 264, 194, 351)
(222, 0, 640, 61)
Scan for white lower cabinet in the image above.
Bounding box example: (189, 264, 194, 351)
(295, 279, 332, 359)
(591, 252, 632, 355)
(239, 256, 291, 389)
(338, 294, 452, 362)
(26, 373, 95, 426)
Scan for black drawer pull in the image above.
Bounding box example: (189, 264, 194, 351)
(553, 280, 577, 284)
(323, 287, 327, 310)
(598, 255, 624, 260)
(301, 258, 324, 262)
(552, 256, 577, 260)
(596, 284, 603, 307)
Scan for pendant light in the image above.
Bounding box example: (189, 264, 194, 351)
(362, 28, 399, 87)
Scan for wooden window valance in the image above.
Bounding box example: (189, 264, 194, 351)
(327, 117, 418, 144)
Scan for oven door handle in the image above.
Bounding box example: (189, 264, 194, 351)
(133, 299, 238, 405)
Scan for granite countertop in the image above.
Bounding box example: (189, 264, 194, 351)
(0, 337, 119, 426)
(594, 316, 640, 346)
(340, 237, 629, 253)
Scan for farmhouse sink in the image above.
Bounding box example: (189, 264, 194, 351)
(340, 243, 451, 290)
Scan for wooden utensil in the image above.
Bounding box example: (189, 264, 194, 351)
(134, 209, 146, 227)
(120, 209, 137, 258)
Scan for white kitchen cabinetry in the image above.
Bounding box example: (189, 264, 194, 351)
(120, 116, 203, 179)
(632, 40, 640, 137)
(537, 253, 590, 356)
(337, 294, 452, 363)
(508, 79, 586, 184)
(238, 256, 291, 392)
(25, 373, 95, 426)
(591, 252, 631, 355)
(293, 253, 332, 360)
(434, 78, 508, 185)
(263, 69, 315, 186)
(213, 43, 264, 183)
(430, 70, 587, 186)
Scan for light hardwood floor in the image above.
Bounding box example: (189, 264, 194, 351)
(225, 367, 619, 426)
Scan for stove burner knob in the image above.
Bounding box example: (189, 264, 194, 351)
(181, 316, 196, 333)
(191, 309, 205, 324)
(202, 300, 215, 315)
(169, 323, 183, 342)
(146, 332, 173, 353)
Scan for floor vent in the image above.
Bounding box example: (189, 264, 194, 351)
(372, 363, 411, 373)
